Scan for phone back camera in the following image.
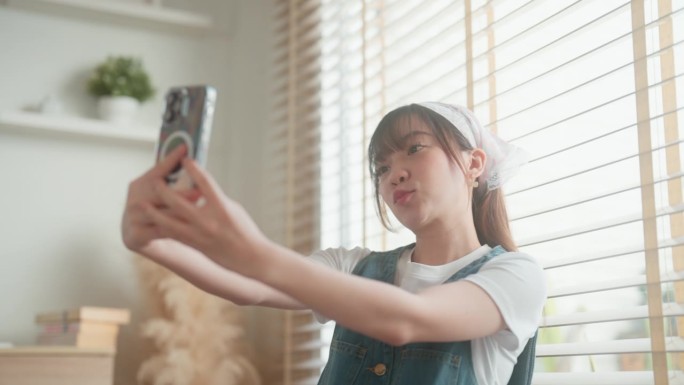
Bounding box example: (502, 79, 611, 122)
(163, 92, 178, 124)
(176, 89, 190, 117)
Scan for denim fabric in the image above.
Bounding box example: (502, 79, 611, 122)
(318, 244, 507, 385)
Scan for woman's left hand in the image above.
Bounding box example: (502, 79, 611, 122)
(143, 158, 269, 276)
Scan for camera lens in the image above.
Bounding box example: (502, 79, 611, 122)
(163, 109, 175, 123)
(163, 91, 178, 123)
(174, 96, 184, 117)
(166, 91, 177, 104)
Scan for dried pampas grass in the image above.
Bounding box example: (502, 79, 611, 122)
(135, 256, 261, 385)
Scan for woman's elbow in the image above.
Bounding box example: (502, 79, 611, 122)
(376, 324, 415, 346)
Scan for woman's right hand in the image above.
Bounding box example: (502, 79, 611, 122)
(119, 148, 308, 310)
(121, 145, 200, 253)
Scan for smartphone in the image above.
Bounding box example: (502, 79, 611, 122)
(155, 85, 217, 190)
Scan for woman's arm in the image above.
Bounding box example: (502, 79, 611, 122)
(145, 159, 510, 345)
(255, 241, 505, 345)
(121, 144, 305, 310)
(139, 240, 306, 309)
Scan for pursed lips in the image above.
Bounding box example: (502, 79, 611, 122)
(393, 189, 414, 204)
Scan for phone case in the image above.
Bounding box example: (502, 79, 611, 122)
(156, 85, 217, 189)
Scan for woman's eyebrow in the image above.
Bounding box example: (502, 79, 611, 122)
(373, 131, 432, 165)
(398, 130, 432, 143)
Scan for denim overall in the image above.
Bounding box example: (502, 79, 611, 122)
(318, 244, 508, 385)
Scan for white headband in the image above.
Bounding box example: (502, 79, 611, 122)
(417, 102, 528, 191)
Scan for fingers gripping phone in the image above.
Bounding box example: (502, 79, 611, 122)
(156, 85, 217, 190)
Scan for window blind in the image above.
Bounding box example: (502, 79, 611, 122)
(487, 1, 684, 383)
(268, 1, 324, 384)
(273, 0, 684, 384)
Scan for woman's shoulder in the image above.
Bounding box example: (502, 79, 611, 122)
(309, 246, 373, 274)
(473, 247, 547, 301)
(312, 246, 373, 258)
(468, 248, 547, 350)
(309, 244, 414, 273)
(489, 247, 543, 269)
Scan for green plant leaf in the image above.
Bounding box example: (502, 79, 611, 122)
(86, 56, 155, 103)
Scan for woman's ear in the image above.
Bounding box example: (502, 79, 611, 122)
(469, 148, 487, 180)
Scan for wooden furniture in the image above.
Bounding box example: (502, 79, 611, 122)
(0, 346, 115, 385)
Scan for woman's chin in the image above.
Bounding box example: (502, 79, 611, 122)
(395, 214, 428, 233)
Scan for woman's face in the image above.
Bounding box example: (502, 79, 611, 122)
(374, 118, 473, 233)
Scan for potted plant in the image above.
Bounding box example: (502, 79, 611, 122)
(87, 56, 155, 124)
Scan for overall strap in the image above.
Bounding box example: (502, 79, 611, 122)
(352, 244, 508, 284)
(444, 245, 508, 283)
(507, 331, 538, 385)
(350, 243, 413, 283)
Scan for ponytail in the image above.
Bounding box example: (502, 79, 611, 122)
(472, 188, 517, 252)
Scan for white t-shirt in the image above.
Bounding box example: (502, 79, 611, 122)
(309, 245, 547, 385)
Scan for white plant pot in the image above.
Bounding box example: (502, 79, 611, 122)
(97, 96, 140, 124)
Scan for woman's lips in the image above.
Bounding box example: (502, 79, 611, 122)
(393, 190, 414, 204)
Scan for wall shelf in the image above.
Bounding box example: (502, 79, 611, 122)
(0, 111, 158, 144)
(3, 0, 214, 32)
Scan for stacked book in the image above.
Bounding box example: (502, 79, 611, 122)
(35, 306, 130, 351)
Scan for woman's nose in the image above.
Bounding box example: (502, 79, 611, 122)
(391, 168, 409, 185)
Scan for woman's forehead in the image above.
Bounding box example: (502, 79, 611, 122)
(388, 115, 433, 138)
(372, 116, 434, 161)
(397, 114, 431, 132)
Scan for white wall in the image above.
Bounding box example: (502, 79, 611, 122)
(0, 1, 274, 384)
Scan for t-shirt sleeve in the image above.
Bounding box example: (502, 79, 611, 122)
(307, 246, 372, 323)
(464, 251, 547, 351)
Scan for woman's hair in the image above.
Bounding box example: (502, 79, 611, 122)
(368, 104, 518, 252)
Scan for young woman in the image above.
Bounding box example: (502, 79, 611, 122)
(122, 102, 547, 385)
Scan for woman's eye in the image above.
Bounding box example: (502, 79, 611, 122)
(408, 144, 423, 154)
(375, 165, 389, 176)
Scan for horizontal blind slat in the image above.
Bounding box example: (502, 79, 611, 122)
(536, 337, 684, 356)
(293, 322, 323, 333)
(532, 371, 684, 385)
(473, 7, 684, 111)
(510, 134, 684, 197)
(289, 339, 328, 352)
(500, 65, 684, 143)
(543, 235, 684, 269)
(291, 358, 326, 370)
(548, 271, 684, 299)
(292, 377, 320, 385)
(525, 105, 684, 166)
(518, 203, 684, 247)
(470, 0, 535, 37)
(450, 0, 631, 101)
(542, 302, 684, 329)
(511, 170, 684, 222)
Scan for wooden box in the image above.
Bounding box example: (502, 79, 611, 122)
(0, 346, 115, 385)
